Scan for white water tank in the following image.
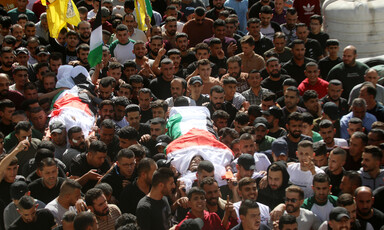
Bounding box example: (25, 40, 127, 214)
(322, 0, 384, 58)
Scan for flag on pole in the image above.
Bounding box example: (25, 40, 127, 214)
(43, 0, 81, 38)
(88, 2, 103, 68)
(134, 0, 152, 31)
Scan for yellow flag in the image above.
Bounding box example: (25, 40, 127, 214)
(46, 0, 81, 38)
(134, 0, 147, 31)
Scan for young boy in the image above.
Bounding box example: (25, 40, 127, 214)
(287, 140, 324, 199)
(175, 187, 236, 230)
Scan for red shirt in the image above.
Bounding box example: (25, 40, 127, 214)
(298, 77, 329, 99)
(176, 210, 232, 230)
(293, 0, 321, 26)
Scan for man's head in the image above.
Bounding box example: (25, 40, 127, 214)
(237, 153, 256, 179)
(74, 211, 98, 230)
(238, 177, 258, 201)
(15, 121, 32, 142)
(170, 78, 187, 99)
(137, 158, 157, 185)
(328, 207, 351, 230)
(247, 18, 261, 39)
(259, 5, 273, 27)
(150, 100, 168, 119)
(284, 86, 300, 110)
(342, 45, 357, 67)
(68, 126, 86, 152)
(296, 140, 314, 166)
(340, 171, 362, 195)
(359, 82, 376, 106)
(210, 85, 225, 110)
(361, 145, 382, 174)
(291, 40, 305, 61)
(354, 186, 374, 218)
(200, 177, 221, 207)
(194, 7, 206, 25)
(0, 99, 15, 122)
(160, 58, 175, 82)
(187, 187, 206, 213)
(328, 147, 347, 174)
(337, 193, 358, 223)
(76, 44, 90, 65)
(304, 62, 320, 85)
(150, 118, 166, 140)
(312, 173, 331, 204)
(278, 214, 297, 230)
(37, 157, 58, 188)
(267, 163, 285, 191)
(59, 179, 82, 206)
(0, 74, 10, 97)
(151, 167, 175, 196)
(118, 126, 138, 149)
(125, 104, 141, 129)
(117, 148, 136, 178)
(285, 8, 298, 29)
(85, 188, 109, 216)
(285, 185, 304, 214)
(239, 133, 256, 156)
(0, 154, 18, 183)
(16, 195, 38, 224)
(195, 43, 210, 60)
(368, 129, 384, 146)
(295, 23, 309, 41)
(164, 16, 178, 36)
(312, 141, 328, 167)
(239, 199, 261, 230)
(227, 56, 242, 78)
(98, 77, 115, 100)
(175, 33, 189, 52)
(286, 112, 303, 139)
(266, 57, 281, 78)
(13, 65, 29, 89)
(137, 88, 152, 110)
(86, 140, 107, 168)
(350, 131, 368, 158)
(319, 119, 336, 146)
(326, 39, 340, 57)
(196, 160, 215, 185)
(99, 119, 115, 145)
(122, 13, 135, 29)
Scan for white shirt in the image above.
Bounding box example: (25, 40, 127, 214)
(45, 198, 76, 225)
(287, 163, 324, 198)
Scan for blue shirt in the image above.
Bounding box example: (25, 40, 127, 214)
(224, 0, 248, 33)
(340, 111, 377, 139)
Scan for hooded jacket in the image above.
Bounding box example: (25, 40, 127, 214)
(257, 161, 291, 210)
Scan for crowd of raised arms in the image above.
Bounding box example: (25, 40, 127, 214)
(0, 0, 384, 229)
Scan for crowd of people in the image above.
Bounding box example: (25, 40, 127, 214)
(1, 0, 384, 229)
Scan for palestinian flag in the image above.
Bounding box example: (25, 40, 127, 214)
(49, 65, 96, 137)
(166, 128, 234, 188)
(88, 2, 102, 68)
(166, 106, 216, 140)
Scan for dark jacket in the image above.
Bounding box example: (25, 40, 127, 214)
(257, 161, 291, 210)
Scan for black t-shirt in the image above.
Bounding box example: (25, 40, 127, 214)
(70, 153, 110, 192)
(101, 165, 136, 200)
(8, 209, 55, 230)
(149, 76, 173, 100)
(318, 56, 342, 79)
(140, 108, 153, 123)
(304, 38, 323, 61)
(358, 208, 384, 230)
(28, 177, 65, 204)
(261, 74, 290, 98)
(308, 32, 330, 54)
(119, 179, 147, 214)
(254, 37, 274, 56)
(283, 57, 316, 84)
(268, 128, 287, 139)
(136, 196, 172, 230)
(180, 51, 197, 69)
(323, 167, 344, 196)
(0, 180, 13, 205)
(0, 121, 14, 137)
(279, 134, 313, 160)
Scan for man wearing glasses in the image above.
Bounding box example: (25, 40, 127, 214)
(270, 185, 321, 230)
(101, 148, 137, 201)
